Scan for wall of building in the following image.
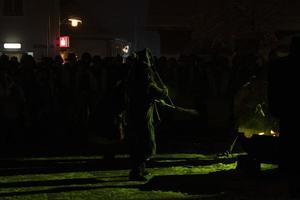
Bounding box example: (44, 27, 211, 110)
(147, 0, 300, 56)
(61, 0, 160, 57)
(0, 0, 60, 60)
(66, 36, 112, 57)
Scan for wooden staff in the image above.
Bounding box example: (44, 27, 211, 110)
(150, 61, 199, 116)
(151, 65, 175, 107)
(154, 99, 199, 116)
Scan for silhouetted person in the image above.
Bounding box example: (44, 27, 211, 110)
(75, 52, 98, 135)
(126, 49, 168, 181)
(268, 36, 300, 198)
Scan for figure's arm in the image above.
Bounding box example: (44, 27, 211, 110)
(149, 82, 168, 99)
(143, 67, 168, 99)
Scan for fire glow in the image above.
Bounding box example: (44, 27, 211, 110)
(240, 127, 280, 138)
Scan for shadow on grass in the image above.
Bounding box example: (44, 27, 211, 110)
(0, 184, 140, 197)
(141, 169, 288, 198)
(0, 158, 131, 176)
(0, 156, 236, 176)
(149, 156, 236, 167)
(141, 172, 227, 196)
(0, 178, 105, 188)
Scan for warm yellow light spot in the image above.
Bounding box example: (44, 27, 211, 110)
(270, 130, 280, 137)
(258, 132, 265, 136)
(60, 53, 66, 62)
(68, 18, 82, 27)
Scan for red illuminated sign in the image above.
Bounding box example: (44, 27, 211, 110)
(59, 36, 70, 48)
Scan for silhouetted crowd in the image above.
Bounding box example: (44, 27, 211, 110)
(0, 49, 273, 148)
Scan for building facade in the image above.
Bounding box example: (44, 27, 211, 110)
(0, 0, 161, 60)
(0, 0, 60, 60)
(147, 0, 300, 56)
(60, 0, 160, 57)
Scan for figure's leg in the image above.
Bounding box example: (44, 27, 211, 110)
(129, 156, 148, 181)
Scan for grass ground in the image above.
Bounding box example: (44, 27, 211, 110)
(0, 153, 285, 200)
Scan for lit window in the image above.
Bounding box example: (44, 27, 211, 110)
(4, 43, 22, 49)
(59, 36, 70, 48)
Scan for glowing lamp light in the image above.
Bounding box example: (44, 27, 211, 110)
(59, 36, 70, 48)
(4, 43, 21, 49)
(122, 45, 130, 54)
(68, 18, 82, 27)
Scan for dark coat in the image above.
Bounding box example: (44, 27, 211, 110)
(126, 61, 167, 160)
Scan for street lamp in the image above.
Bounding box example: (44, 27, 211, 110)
(68, 17, 82, 27)
(58, 16, 83, 45)
(58, 16, 82, 60)
(59, 16, 83, 32)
